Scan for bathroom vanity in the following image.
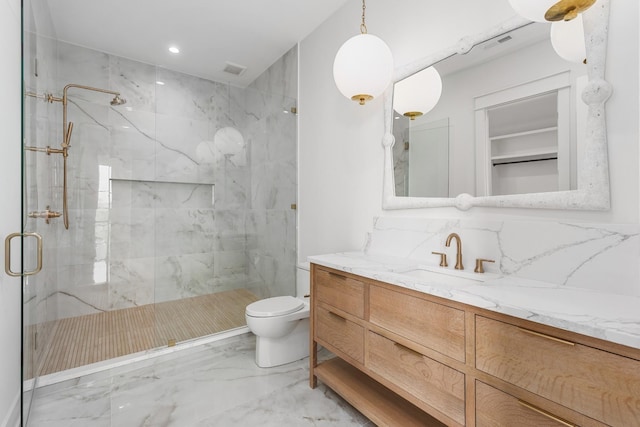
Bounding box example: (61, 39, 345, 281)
(309, 256, 640, 427)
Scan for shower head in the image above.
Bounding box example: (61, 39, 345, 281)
(110, 95, 127, 106)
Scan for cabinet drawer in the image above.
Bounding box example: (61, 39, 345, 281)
(368, 331, 465, 426)
(369, 285, 465, 362)
(315, 305, 364, 364)
(476, 316, 640, 426)
(476, 381, 586, 427)
(315, 268, 365, 319)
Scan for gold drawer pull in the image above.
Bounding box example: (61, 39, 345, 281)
(394, 342, 423, 358)
(328, 311, 346, 321)
(518, 400, 576, 427)
(517, 327, 575, 346)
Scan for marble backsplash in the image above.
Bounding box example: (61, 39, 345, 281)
(25, 38, 297, 322)
(365, 216, 640, 297)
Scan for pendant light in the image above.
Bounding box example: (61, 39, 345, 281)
(333, 0, 393, 105)
(508, 0, 596, 22)
(392, 66, 443, 120)
(551, 14, 587, 63)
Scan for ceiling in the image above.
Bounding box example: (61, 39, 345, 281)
(47, 0, 349, 87)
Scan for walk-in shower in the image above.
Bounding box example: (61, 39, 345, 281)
(25, 84, 127, 229)
(22, 2, 297, 425)
(22, 19, 298, 371)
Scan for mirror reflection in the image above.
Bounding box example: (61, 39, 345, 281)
(394, 118, 449, 197)
(392, 22, 587, 198)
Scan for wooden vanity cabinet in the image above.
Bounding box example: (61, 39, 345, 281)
(310, 265, 452, 426)
(309, 264, 640, 426)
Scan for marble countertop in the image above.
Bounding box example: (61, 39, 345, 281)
(308, 252, 640, 351)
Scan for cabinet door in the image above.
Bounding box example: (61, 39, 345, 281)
(368, 331, 465, 426)
(476, 316, 640, 426)
(369, 285, 465, 362)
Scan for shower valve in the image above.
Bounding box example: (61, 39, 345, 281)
(28, 206, 62, 224)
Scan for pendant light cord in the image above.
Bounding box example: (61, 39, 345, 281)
(360, 0, 367, 34)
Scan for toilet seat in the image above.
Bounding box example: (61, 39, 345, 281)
(246, 296, 304, 318)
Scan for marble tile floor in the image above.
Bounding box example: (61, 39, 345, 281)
(26, 333, 374, 427)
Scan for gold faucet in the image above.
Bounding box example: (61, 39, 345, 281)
(445, 233, 464, 270)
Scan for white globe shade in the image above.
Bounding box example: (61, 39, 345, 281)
(550, 15, 587, 63)
(393, 66, 443, 119)
(508, 0, 558, 22)
(333, 33, 394, 105)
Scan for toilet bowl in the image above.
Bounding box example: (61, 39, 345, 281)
(245, 264, 311, 368)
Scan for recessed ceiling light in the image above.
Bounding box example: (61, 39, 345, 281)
(156, 81, 165, 86)
(168, 46, 180, 54)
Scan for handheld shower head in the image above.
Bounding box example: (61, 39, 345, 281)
(110, 95, 126, 106)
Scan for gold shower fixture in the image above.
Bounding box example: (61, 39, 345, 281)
(25, 84, 127, 229)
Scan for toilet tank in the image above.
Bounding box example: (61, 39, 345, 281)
(296, 262, 310, 298)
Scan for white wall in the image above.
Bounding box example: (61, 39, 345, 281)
(0, 0, 24, 424)
(299, 0, 639, 261)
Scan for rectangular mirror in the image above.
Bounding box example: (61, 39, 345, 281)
(382, 1, 611, 211)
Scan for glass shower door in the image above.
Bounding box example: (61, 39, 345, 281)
(21, 1, 65, 422)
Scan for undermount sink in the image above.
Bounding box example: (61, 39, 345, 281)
(393, 265, 498, 287)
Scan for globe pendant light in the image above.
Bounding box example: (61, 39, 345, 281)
(393, 66, 443, 120)
(508, 0, 558, 22)
(508, 0, 596, 22)
(551, 14, 587, 63)
(333, 0, 393, 105)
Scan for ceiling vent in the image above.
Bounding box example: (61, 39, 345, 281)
(223, 62, 247, 76)
(483, 35, 513, 51)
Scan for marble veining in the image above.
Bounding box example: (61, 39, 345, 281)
(27, 334, 372, 427)
(309, 251, 640, 350)
(25, 39, 297, 322)
(336, 216, 640, 348)
(366, 217, 640, 296)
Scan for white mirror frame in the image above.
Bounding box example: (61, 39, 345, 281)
(382, 0, 611, 211)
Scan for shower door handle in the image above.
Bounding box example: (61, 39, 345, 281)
(4, 232, 43, 277)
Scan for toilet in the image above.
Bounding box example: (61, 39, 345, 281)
(245, 263, 311, 367)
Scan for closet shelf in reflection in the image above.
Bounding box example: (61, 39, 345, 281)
(489, 126, 558, 141)
(110, 178, 215, 186)
(491, 149, 558, 165)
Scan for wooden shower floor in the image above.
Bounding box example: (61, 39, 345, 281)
(31, 289, 258, 376)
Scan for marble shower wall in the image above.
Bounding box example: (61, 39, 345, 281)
(246, 47, 298, 299)
(366, 217, 640, 297)
(36, 41, 296, 321)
